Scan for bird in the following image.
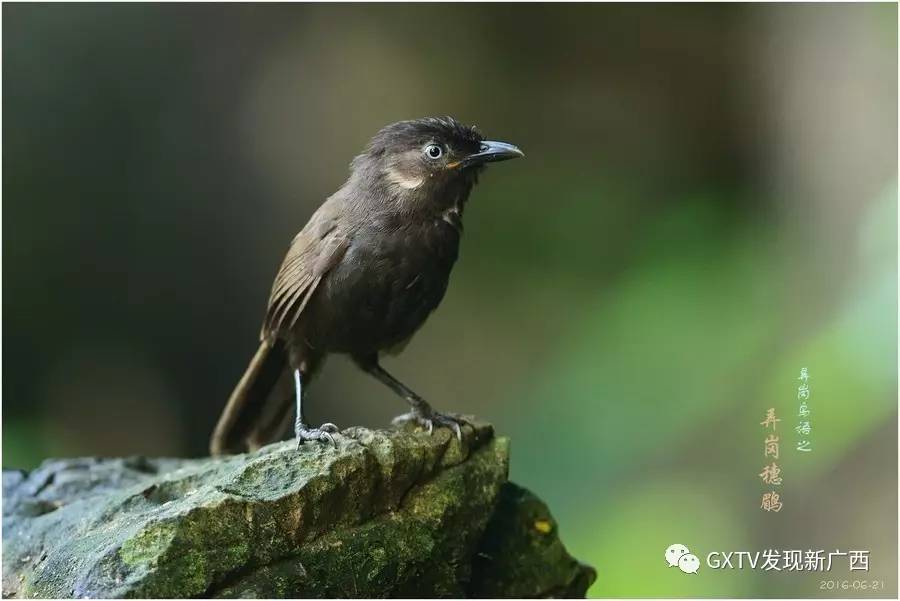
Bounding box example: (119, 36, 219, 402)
(210, 116, 523, 455)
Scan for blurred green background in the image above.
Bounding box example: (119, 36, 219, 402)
(3, 3, 897, 597)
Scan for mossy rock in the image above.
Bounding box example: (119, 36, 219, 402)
(2, 421, 595, 598)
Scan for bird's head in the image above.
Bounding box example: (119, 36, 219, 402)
(350, 117, 523, 209)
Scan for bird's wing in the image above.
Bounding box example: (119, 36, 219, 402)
(261, 201, 350, 339)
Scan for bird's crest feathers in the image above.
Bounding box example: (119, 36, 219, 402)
(352, 116, 484, 170)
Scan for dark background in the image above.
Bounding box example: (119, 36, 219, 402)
(3, 4, 897, 596)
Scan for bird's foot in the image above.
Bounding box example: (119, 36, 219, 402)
(295, 422, 340, 448)
(392, 410, 469, 441)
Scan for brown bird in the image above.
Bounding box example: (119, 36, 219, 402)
(210, 117, 523, 455)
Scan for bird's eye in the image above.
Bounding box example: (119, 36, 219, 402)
(425, 144, 443, 160)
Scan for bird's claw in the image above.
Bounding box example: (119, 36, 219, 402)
(392, 410, 469, 441)
(295, 425, 339, 448)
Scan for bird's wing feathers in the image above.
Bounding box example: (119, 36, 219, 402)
(262, 203, 350, 339)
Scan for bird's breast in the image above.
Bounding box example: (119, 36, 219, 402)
(306, 219, 460, 354)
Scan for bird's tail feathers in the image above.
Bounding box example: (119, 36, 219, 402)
(210, 339, 293, 455)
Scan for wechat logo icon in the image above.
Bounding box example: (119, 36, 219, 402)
(665, 543, 700, 574)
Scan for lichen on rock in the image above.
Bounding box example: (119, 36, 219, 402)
(2, 421, 595, 598)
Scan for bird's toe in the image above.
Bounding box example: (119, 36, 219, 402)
(295, 426, 339, 448)
(392, 410, 467, 440)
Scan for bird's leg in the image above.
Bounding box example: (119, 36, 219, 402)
(293, 369, 339, 447)
(362, 361, 468, 441)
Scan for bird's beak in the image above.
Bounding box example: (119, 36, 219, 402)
(455, 140, 524, 168)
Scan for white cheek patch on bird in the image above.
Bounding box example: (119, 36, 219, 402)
(384, 166, 425, 190)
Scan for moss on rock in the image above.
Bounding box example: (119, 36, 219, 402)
(2, 421, 594, 598)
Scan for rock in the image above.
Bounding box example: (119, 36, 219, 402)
(2, 421, 595, 598)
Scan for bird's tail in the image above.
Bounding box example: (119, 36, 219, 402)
(210, 339, 294, 455)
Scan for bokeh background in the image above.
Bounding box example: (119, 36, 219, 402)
(3, 3, 897, 597)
